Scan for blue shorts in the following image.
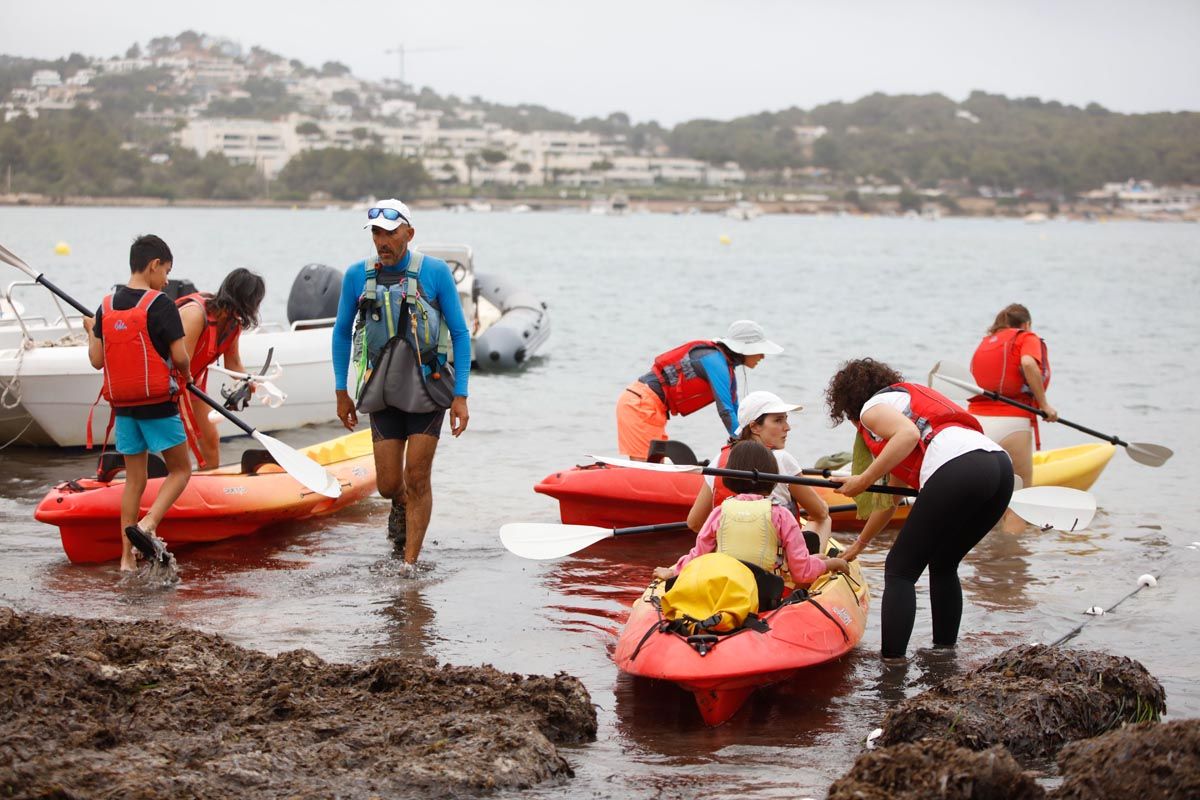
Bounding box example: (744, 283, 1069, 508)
(115, 414, 187, 455)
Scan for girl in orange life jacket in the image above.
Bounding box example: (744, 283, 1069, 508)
(825, 358, 1013, 662)
(686, 390, 832, 554)
(615, 320, 782, 460)
(968, 304, 1057, 533)
(83, 234, 193, 573)
(177, 268, 266, 468)
(654, 441, 849, 602)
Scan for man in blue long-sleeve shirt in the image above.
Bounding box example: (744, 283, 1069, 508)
(332, 199, 471, 564)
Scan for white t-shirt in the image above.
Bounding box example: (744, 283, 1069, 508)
(705, 446, 802, 509)
(860, 391, 1003, 487)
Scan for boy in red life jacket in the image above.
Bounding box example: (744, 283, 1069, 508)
(82, 235, 193, 572)
(177, 268, 265, 467)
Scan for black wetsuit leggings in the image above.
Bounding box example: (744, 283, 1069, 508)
(881, 449, 1014, 659)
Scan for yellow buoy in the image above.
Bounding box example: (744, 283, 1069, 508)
(54, 241, 71, 256)
(719, 234, 732, 245)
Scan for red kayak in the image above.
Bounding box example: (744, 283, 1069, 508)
(535, 462, 884, 531)
(36, 430, 377, 563)
(613, 554, 869, 726)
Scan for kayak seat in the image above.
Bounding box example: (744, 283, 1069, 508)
(240, 449, 279, 475)
(95, 452, 168, 482)
(647, 440, 707, 466)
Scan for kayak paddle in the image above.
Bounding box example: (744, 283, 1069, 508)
(500, 521, 692, 560)
(929, 361, 1172, 467)
(501, 503, 863, 560)
(0, 242, 341, 499)
(589, 455, 1096, 531)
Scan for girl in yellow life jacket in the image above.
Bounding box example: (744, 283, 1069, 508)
(654, 441, 849, 587)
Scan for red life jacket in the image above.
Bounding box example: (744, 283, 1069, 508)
(969, 328, 1050, 407)
(100, 290, 179, 407)
(711, 443, 736, 507)
(856, 383, 982, 489)
(651, 340, 735, 416)
(176, 292, 239, 389)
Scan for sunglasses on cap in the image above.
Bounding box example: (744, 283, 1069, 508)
(367, 207, 409, 223)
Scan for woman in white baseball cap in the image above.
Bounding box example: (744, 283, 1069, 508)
(685, 390, 832, 554)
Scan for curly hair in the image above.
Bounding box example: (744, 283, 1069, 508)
(825, 358, 905, 425)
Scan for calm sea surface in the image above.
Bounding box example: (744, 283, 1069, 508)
(1, 207, 1198, 797)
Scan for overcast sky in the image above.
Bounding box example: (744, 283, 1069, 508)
(3, 0, 1198, 125)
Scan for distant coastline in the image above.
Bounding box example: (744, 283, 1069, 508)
(1, 192, 1195, 222)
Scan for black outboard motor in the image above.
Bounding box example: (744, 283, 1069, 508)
(287, 264, 342, 323)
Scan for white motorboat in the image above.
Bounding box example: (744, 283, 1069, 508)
(0, 244, 549, 447)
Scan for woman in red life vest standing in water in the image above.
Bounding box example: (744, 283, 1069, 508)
(968, 303, 1057, 532)
(826, 358, 1013, 662)
(177, 268, 266, 468)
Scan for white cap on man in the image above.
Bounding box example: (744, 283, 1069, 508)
(363, 198, 413, 232)
(716, 320, 783, 356)
(736, 390, 803, 434)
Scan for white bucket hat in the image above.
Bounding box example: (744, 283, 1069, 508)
(716, 319, 783, 356)
(736, 390, 802, 433)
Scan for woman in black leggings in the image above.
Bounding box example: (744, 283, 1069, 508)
(825, 358, 1014, 661)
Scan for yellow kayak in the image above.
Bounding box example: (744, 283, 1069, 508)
(1031, 442, 1116, 491)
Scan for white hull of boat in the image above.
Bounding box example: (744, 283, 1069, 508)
(0, 325, 335, 448)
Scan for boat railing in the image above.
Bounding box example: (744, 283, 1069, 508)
(4, 280, 79, 341)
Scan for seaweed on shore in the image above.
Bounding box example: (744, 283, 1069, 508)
(827, 739, 1045, 800)
(0, 607, 597, 799)
(877, 644, 1166, 763)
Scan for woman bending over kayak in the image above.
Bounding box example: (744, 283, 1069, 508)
(969, 303, 1057, 532)
(656, 440, 848, 595)
(826, 358, 1013, 662)
(178, 268, 266, 467)
(686, 390, 831, 553)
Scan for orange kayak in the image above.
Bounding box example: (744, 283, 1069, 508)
(36, 430, 376, 563)
(614, 554, 869, 726)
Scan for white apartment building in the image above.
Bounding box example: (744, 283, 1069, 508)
(177, 118, 298, 177)
(31, 71, 62, 89)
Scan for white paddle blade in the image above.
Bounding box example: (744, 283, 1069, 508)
(1127, 442, 1173, 467)
(499, 522, 613, 560)
(587, 454, 703, 473)
(253, 431, 342, 498)
(1010, 486, 1096, 532)
(928, 361, 981, 405)
(0, 243, 40, 279)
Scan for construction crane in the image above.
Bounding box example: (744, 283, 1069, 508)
(384, 44, 458, 88)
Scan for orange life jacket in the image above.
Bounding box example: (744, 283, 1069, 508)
(970, 327, 1050, 406)
(651, 340, 734, 417)
(100, 290, 179, 407)
(856, 383, 982, 489)
(176, 292, 239, 390)
(711, 443, 736, 507)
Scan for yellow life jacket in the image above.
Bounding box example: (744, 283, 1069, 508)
(715, 497, 788, 580)
(659, 552, 758, 634)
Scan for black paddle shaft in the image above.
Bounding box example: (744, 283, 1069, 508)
(972, 387, 1129, 447)
(701, 465, 918, 497)
(37, 275, 94, 317)
(188, 384, 255, 436)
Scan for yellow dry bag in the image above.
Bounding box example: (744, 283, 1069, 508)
(660, 552, 759, 635)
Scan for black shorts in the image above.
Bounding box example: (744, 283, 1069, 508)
(369, 406, 445, 442)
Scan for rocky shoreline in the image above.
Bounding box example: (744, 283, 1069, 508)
(0, 607, 596, 799)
